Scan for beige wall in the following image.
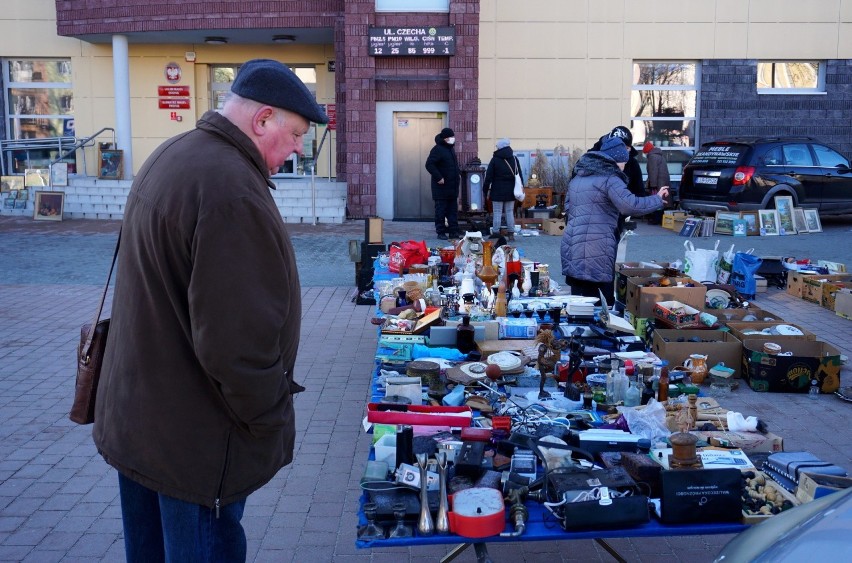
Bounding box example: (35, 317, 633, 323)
(478, 0, 852, 160)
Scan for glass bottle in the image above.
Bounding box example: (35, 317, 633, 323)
(583, 384, 593, 409)
(493, 279, 508, 318)
(624, 376, 641, 407)
(614, 367, 629, 403)
(809, 379, 820, 400)
(657, 362, 670, 403)
(456, 315, 476, 354)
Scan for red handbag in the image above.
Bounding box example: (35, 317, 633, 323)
(388, 240, 429, 273)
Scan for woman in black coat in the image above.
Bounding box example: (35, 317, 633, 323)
(425, 127, 461, 239)
(483, 138, 524, 238)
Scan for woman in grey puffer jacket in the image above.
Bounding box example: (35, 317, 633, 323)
(560, 137, 669, 298)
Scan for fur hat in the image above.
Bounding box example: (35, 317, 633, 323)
(600, 137, 629, 163)
(440, 127, 455, 139)
(496, 138, 511, 149)
(642, 141, 655, 154)
(231, 59, 328, 124)
(608, 125, 633, 147)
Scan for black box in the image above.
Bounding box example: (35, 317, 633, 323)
(361, 242, 386, 264)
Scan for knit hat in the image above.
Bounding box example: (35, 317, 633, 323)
(496, 138, 511, 149)
(608, 125, 633, 147)
(601, 137, 629, 163)
(440, 127, 455, 139)
(642, 141, 655, 154)
(231, 59, 329, 124)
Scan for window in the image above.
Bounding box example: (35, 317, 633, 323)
(812, 144, 849, 168)
(376, 0, 448, 12)
(4, 59, 74, 139)
(630, 62, 700, 176)
(782, 144, 813, 166)
(757, 62, 824, 94)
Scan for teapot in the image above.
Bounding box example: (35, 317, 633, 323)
(684, 354, 708, 384)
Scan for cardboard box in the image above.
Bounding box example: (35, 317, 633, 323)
(704, 307, 783, 326)
(662, 210, 689, 230)
(477, 339, 536, 357)
(796, 472, 852, 503)
(742, 472, 800, 525)
(626, 277, 707, 318)
(615, 262, 672, 304)
(380, 307, 443, 335)
(693, 431, 784, 453)
(541, 218, 565, 236)
(835, 289, 852, 320)
(802, 274, 852, 304)
(653, 300, 701, 329)
(726, 321, 815, 342)
(741, 339, 842, 393)
(786, 270, 816, 298)
(822, 279, 850, 311)
(653, 329, 744, 378)
(497, 317, 538, 339)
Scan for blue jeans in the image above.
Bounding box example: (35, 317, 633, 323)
(118, 472, 247, 563)
(491, 200, 515, 232)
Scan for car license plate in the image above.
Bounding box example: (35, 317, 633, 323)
(695, 176, 718, 185)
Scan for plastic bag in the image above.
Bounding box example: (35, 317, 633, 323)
(620, 399, 671, 444)
(388, 240, 430, 274)
(716, 243, 736, 284)
(730, 251, 762, 298)
(683, 239, 720, 283)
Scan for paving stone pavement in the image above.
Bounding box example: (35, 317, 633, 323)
(1, 215, 851, 562)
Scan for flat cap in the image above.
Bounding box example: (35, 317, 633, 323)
(231, 59, 329, 124)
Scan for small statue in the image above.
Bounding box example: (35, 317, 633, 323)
(535, 329, 568, 399)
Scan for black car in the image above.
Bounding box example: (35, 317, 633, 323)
(679, 136, 852, 214)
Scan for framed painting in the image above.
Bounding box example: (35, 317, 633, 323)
(773, 195, 796, 235)
(793, 207, 808, 234)
(50, 162, 68, 187)
(732, 218, 748, 237)
(740, 211, 760, 236)
(1, 175, 24, 192)
(33, 191, 65, 221)
(803, 209, 822, 233)
(24, 168, 50, 187)
(758, 209, 780, 236)
(713, 211, 739, 235)
(98, 149, 123, 180)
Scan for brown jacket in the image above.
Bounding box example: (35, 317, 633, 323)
(93, 111, 304, 508)
(645, 146, 671, 190)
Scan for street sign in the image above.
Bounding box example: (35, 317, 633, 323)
(368, 26, 455, 56)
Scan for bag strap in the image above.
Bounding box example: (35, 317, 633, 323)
(81, 231, 121, 363)
(503, 158, 518, 176)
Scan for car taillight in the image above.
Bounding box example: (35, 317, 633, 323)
(733, 166, 755, 186)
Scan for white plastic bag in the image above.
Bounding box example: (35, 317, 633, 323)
(716, 243, 736, 284)
(621, 399, 671, 444)
(683, 239, 720, 283)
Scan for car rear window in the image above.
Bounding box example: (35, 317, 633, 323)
(688, 144, 748, 166)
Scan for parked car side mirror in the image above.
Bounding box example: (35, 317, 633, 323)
(836, 163, 852, 174)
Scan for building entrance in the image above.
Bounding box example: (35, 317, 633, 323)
(392, 112, 446, 219)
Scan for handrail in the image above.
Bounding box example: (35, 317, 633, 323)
(0, 128, 117, 176)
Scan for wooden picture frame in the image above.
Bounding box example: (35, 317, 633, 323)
(793, 207, 808, 234)
(24, 168, 50, 187)
(33, 191, 65, 221)
(773, 195, 796, 235)
(740, 211, 760, 236)
(50, 162, 68, 187)
(732, 218, 748, 237)
(98, 149, 123, 180)
(758, 209, 780, 236)
(713, 211, 739, 235)
(803, 208, 822, 233)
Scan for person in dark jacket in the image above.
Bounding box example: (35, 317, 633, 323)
(643, 141, 671, 224)
(93, 59, 327, 563)
(483, 137, 524, 239)
(561, 137, 669, 298)
(425, 127, 461, 240)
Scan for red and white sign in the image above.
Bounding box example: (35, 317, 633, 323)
(326, 104, 336, 130)
(158, 85, 190, 96)
(164, 62, 182, 84)
(158, 98, 191, 109)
